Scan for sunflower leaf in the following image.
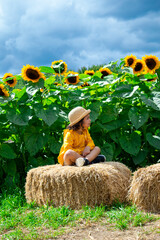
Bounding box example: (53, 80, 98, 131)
(2, 159, 17, 176)
(140, 94, 160, 111)
(146, 133, 160, 150)
(6, 106, 32, 126)
(132, 149, 148, 165)
(128, 107, 149, 129)
(24, 126, 49, 156)
(39, 66, 55, 74)
(0, 143, 17, 159)
(101, 143, 114, 161)
(34, 104, 58, 126)
(119, 132, 141, 155)
(89, 102, 101, 122)
(112, 85, 139, 98)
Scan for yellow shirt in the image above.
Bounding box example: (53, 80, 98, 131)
(58, 128, 95, 165)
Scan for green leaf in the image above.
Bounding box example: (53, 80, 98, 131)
(6, 106, 31, 126)
(150, 110, 160, 119)
(132, 149, 148, 165)
(28, 78, 45, 89)
(109, 130, 120, 143)
(128, 107, 149, 129)
(119, 132, 141, 155)
(49, 140, 61, 154)
(45, 76, 56, 85)
(39, 66, 55, 74)
(89, 102, 101, 122)
(121, 67, 133, 74)
(101, 143, 114, 161)
(146, 133, 160, 150)
(103, 115, 129, 132)
(0, 143, 17, 159)
(141, 95, 160, 111)
(112, 85, 139, 98)
(100, 104, 117, 123)
(26, 86, 39, 96)
(34, 104, 58, 126)
(156, 67, 160, 80)
(2, 159, 16, 176)
(24, 126, 49, 156)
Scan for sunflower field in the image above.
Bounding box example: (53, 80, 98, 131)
(0, 55, 160, 189)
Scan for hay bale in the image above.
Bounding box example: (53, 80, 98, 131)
(128, 163, 160, 213)
(25, 162, 131, 209)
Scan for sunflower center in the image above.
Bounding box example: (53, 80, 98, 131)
(128, 58, 134, 66)
(67, 76, 77, 83)
(0, 88, 5, 96)
(7, 79, 14, 84)
(87, 73, 93, 76)
(101, 71, 109, 78)
(145, 59, 156, 70)
(26, 68, 40, 80)
(134, 63, 142, 72)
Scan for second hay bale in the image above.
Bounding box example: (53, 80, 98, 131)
(128, 163, 160, 213)
(25, 162, 131, 209)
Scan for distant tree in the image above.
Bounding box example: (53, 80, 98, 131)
(78, 64, 105, 74)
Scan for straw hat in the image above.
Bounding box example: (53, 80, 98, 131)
(68, 106, 91, 126)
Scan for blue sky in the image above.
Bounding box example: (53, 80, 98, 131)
(0, 0, 160, 76)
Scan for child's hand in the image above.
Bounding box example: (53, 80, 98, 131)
(82, 146, 91, 157)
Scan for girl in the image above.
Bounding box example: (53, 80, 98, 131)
(58, 106, 106, 167)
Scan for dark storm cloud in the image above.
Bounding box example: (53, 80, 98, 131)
(0, 0, 160, 76)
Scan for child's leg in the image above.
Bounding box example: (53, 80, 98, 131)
(85, 146, 101, 162)
(64, 150, 82, 166)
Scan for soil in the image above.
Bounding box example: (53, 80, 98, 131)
(57, 219, 160, 240)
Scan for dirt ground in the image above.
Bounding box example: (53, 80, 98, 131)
(58, 219, 160, 240)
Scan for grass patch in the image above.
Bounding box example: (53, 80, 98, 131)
(0, 188, 159, 239)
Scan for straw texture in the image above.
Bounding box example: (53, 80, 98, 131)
(25, 162, 131, 209)
(128, 163, 160, 213)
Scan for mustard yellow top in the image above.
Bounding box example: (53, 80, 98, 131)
(58, 128, 95, 165)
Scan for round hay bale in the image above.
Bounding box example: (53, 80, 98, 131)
(128, 163, 160, 213)
(25, 162, 131, 209)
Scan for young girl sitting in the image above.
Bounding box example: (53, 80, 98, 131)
(58, 106, 106, 167)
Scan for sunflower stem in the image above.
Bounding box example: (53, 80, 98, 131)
(59, 68, 62, 86)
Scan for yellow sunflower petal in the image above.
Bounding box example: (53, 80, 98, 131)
(0, 84, 9, 97)
(124, 54, 137, 67)
(84, 70, 95, 76)
(133, 59, 146, 74)
(142, 55, 160, 73)
(99, 67, 112, 79)
(65, 71, 80, 85)
(51, 60, 67, 76)
(21, 64, 45, 82)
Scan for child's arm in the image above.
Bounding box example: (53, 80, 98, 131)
(82, 146, 91, 157)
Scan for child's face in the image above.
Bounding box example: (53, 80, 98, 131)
(82, 114, 91, 128)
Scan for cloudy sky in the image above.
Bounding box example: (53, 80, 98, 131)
(0, 0, 160, 76)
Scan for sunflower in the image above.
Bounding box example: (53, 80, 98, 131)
(99, 67, 112, 79)
(21, 64, 46, 83)
(84, 70, 95, 76)
(51, 60, 67, 76)
(80, 82, 90, 88)
(142, 55, 160, 73)
(0, 84, 9, 97)
(3, 73, 17, 87)
(124, 54, 137, 68)
(65, 71, 80, 85)
(132, 59, 146, 74)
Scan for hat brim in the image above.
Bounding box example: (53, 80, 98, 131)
(69, 109, 91, 127)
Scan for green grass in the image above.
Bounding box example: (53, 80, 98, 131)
(0, 188, 158, 239)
